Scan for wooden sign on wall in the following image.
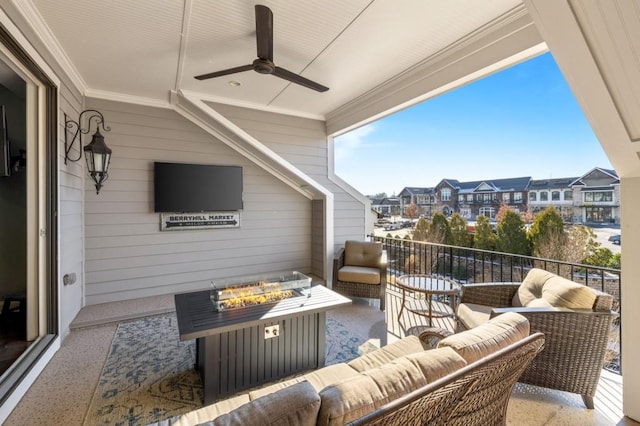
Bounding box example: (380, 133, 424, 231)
(160, 212, 240, 231)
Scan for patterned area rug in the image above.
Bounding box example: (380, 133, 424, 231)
(83, 313, 367, 425)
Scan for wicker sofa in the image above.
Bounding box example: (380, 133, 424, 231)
(456, 268, 616, 409)
(333, 240, 387, 311)
(158, 312, 544, 426)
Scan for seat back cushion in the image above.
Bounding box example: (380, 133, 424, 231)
(437, 312, 530, 363)
(512, 268, 596, 310)
(348, 335, 427, 372)
(318, 347, 466, 426)
(249, 363, 360, 399)
(204, 380, 321, 426)
(344, 240, 382, 268)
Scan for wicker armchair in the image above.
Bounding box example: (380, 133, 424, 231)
(333, 240, 387, 311)
(457, 269, 616, 409)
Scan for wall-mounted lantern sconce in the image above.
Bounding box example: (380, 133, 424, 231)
(64, 109, 112, 194)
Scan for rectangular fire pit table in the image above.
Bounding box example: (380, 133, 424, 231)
(175, 283, 351, 404)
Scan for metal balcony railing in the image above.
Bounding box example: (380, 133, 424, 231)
(370, 235, 622, 373)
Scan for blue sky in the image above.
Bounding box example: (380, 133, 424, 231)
(333, 52, 613, 197)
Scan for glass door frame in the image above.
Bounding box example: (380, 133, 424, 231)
(0, 22, 58, 405)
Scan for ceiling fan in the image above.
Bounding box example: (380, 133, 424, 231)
(194, 5, 329, 92)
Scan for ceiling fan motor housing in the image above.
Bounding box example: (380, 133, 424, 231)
(253, 58, 275, 74)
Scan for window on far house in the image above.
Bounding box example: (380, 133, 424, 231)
(529, 192, 537, 201)
(479, 207, 495, 219)
(458, 194, 464, 202)
(540, 191, 548, 201)
(441, 188, 451, 201)
(460, 208, 471, 218)
(564, 190, 573, 201)
(467, 194, 473, 202)
(503, 193, 510, 202)
(584, 191, 612, 202)
(552, 191, 560, 201)
(513, 192, 522, 202)
(483, 193, 491, 202)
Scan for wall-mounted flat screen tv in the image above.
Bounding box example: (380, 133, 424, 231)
(154, 162, 243, 212)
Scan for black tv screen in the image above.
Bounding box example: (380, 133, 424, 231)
(154, 162, 243, 212)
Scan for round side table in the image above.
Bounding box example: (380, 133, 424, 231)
(396, 274, 461, 326)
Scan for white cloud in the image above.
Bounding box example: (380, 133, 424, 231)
(333, 124, 376, 161)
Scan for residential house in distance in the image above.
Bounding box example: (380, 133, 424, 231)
(399, 168, 620, 225)
(397, 187, 435, 218)
(528, 177, 578, 222)
(571, 168, 620, 225)
(370, 196, 401, 218)
(434, 177, 531, 220)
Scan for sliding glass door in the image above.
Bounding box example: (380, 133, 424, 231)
(0, 24, 57, 403)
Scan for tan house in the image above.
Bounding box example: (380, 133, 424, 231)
(571, 167, 620, 225)
(0, 1, 639, 423)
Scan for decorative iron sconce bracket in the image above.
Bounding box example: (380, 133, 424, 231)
(64, 109, 112, 194)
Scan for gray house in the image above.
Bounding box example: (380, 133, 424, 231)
(0, 1, 639, 422)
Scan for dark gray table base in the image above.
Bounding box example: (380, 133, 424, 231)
(196, 311, 324, 403)
(175, 285, 350, 404)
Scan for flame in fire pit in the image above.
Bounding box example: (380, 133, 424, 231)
(213, 280, 295, 311)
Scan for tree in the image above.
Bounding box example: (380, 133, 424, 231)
(412, 217, 429, 241)
(369, 192, 387, 200)
(496, 210, 530, 255)
(474, 215, 496, 251)
(428, 212, 451, 244)
(569, 225, 599, 260)
(584, 247, 616, 268)
(405, 202, 418, 221)
(495, 203, 511, 224)
(528, 207, 565, 257)
(449, 213, 471, 248)
(521, 208, 534, 224)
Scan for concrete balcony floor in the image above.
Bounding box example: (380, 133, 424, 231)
(6, 284, 638, 425)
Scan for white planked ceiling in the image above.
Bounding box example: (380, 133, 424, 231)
(30, 0, 524, 118)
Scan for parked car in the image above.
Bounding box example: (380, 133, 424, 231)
(383, 222, 403, 231)
(609, 234, 621, 245)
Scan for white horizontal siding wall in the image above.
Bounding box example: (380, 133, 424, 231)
(208, 103, 368, 251)
(83, 99, 311, 305)
(58, 82, 84, 332)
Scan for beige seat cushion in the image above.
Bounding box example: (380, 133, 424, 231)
(200, 381, 321, 426)
(513, 268, 596, 310)
(348, 335, 426, 372)
(337, 265, 380, 285)
(249, 363, 360, 398)
(438, 312, 530, 363)
(344, 240, 382, 268)
(457, 302, 495, 329)
(318, 347, 466, 426)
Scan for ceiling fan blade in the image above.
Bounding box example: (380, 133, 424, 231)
(194, 64, 253, 80)
(255, 5, 273, 61)
(273, 67, 329, 92)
